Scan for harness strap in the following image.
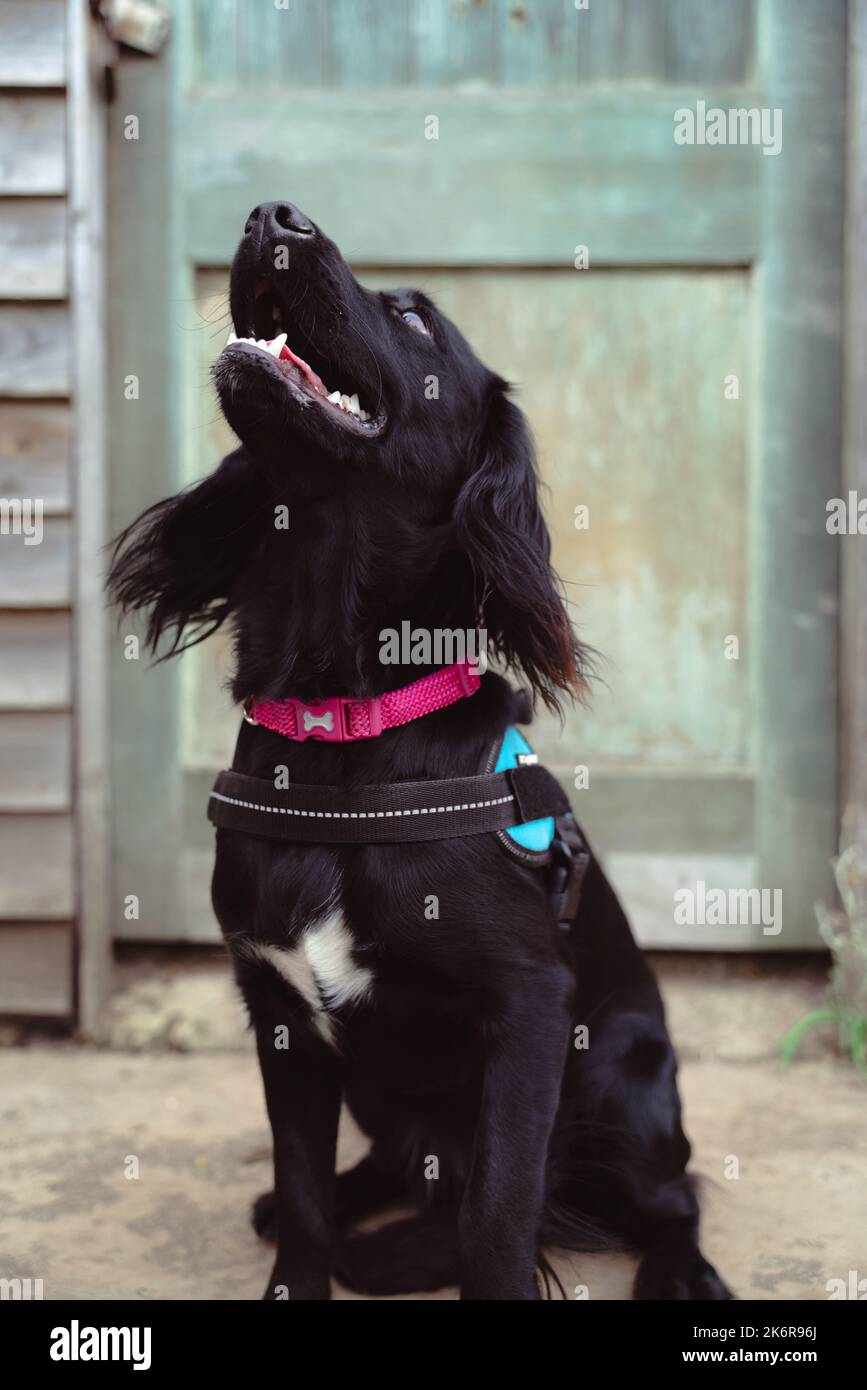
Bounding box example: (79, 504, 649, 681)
(208, 763, 570, 845)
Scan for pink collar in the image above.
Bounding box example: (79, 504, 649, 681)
(244, 661, 481, 742)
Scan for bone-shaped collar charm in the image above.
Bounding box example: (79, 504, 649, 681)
(303, 709, 334, 733)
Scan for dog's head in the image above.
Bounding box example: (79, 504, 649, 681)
(215, 201, 499, 490)
(111, 201, 588, 708)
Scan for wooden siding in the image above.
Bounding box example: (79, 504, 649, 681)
(0, 305, 71, 395)
(0, 1, 66, 87)
(0, 611, 71, 707)
(0, 0, 75, 1018)
(0, 199, 68, 298)
(0, 922, 72, 1016)
(0, 402, 71, 509)
(0, 94, 66, 194)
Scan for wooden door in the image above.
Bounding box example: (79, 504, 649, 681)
(108, 0, 845, 948)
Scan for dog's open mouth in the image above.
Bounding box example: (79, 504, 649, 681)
(221, 279, 384, 435)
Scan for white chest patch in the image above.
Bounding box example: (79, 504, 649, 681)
(248, 912, 373, 1047)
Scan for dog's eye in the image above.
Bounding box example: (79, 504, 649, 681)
(399, 309, 429, 335)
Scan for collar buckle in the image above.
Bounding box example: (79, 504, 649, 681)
(291, 694, 382, 742)
(291, 696, 349, 741)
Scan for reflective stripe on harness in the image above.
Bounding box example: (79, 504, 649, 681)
(207, 763, 570, 846)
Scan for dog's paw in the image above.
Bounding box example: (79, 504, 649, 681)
(251, 1189, 277, 1241)
(634, 1247, 733, 1300)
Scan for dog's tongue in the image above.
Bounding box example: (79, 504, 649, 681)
(227, 330, 328, 396)
(275, 338, 328, 397)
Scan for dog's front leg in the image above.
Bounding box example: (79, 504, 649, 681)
(459, 962, 573, 1300)
(255, 1020, 341, 1301)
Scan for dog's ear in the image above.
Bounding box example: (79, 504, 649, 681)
(454, 388, 590, 711)
(107, 448, 269, 658)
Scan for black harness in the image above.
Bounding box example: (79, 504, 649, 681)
(208, 761, 590, 927)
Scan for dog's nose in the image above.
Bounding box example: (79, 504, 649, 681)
(244, 201, 315, 242)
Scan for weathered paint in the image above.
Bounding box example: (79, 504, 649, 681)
(109, 1, 844, 948)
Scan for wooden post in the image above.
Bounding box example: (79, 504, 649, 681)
(842, 0, 867, 831)
(69, 0, 111, 1036)
(753, 0, 845, 943)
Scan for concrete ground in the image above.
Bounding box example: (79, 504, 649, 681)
(1, 951, 865, 1301)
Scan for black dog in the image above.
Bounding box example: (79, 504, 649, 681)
(109, 201, 731, 1302)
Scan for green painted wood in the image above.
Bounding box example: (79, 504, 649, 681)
(330, 0, 413, 87)
(606, 852, 762, 950)
(107, 31, 185, 941)
(663, 0, 754, 82)
(575, 0, 667, 81)
(190, 0, 756, 87)
(495, 0, 580, 85)
(841, 0, 867, 818)
(235, 0, 330, 87)
(183, 88, 761, 266)
(109, 0, 845, 946)
(188, 0, 238, 86)
(580, 773, 754, 856)
(753, 0, 844, 944)
(413, 0, 497, 85)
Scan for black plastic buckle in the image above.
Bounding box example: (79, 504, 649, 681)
(548, 815, 591, 928)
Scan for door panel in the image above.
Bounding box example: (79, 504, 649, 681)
(189, 0, 755, 88)
(191, 266, 751, 776)
(109, 0, 843, 947)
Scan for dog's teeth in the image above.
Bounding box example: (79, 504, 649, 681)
(264, 374, 367, 421)
(325, 391, 366, 419)
(225, 332, 290, 362)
